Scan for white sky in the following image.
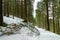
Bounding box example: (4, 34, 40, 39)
(33, 0, 41, 18)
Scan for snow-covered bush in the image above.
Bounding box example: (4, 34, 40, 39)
(27, 22, 40, 35)
(0, 23, 20, 35)
(19, 22, 40, 36)
(3, 23, 8, 27)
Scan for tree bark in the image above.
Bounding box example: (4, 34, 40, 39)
(52, 1, 55, 33)
(45, 0, 50, 30)
(24, 0, 27, 22)
(6, 0, 9, 17)
(0, 0, 3, 26)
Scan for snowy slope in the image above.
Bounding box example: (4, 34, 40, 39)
(3, 16, 24, 25)
(35, 26, 60, 40)
(0, 26, 60, 40)
(0, 16, 60, 40)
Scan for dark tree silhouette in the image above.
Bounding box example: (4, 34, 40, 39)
(0, 0, 3, 26)
(45, 0, 50, 30)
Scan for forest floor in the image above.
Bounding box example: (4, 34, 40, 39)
(0, 15, 60, 40)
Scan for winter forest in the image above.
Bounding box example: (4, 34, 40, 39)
(0, 0, 60, 40)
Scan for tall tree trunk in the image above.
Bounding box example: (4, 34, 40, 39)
(0, 0, 3, 26)
(45, 0, 50, 30)
(21, 0, 23, 18)
(24, 0, 27, 22)
(12, 0, 14, 19)
(6, 0, 9, 17)
(3, 0, 6, 16)
(57, 15, 59, 34)
(52, 1, 55, 33)
(19, 0, 21, 18)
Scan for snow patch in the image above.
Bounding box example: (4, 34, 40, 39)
(3, 16, 24, 25)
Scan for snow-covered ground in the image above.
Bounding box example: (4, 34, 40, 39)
(3, 16, 24, 25)
(0, 16, 60, 40)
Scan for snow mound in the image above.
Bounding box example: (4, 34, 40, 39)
(3, 16, 24, 25)
(19, 27, 39, 36)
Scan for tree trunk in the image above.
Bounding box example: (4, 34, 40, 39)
(24, 0, 27, 22)
(55, 16, 59, 34)
(52, 1, 55, 33)
(0, 0, 3, 26)
(21, 0, 23, 18)
(45, 0, 50, 30)
(6, 0, 9, 17)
